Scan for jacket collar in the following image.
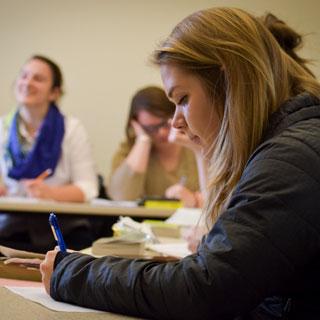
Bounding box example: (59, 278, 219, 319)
(263, 93, 320, 141)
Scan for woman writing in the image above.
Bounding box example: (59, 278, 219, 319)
(183, 11, 318, 253)
(41, 8, 320, 319)
(0, 55, 98, 251)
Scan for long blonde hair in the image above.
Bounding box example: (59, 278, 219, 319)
(153, 7, 320, 223)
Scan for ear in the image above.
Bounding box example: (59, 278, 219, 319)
(49, 87, 61, 102)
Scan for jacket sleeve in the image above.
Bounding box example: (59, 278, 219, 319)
(108, 141, 146, 200)
(50, 140, 320, 319)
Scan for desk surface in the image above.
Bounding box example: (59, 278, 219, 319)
(0, 286, 142, 320)
(0, 197, 174, 218)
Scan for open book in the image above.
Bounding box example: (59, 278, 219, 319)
(0, 245, 45, 259)
(0, 245, 44, 282)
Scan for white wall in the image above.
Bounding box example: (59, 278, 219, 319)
(1, 0, 319, 180)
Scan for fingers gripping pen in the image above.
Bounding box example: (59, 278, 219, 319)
(49, 213, 67, 252)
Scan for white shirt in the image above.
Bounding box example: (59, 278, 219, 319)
(0, 113, 98, 201)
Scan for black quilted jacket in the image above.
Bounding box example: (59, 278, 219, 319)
(50, 93, 320, 320)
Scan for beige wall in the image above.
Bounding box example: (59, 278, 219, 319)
(1, 0, 319, 181)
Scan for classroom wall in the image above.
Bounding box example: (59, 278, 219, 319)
(1, 0, 319, 183)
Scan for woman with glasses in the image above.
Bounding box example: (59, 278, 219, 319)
(108, 86, 202, 207)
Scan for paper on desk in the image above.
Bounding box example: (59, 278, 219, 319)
(0, 196, 42, 203)
(165, 208, 204, 226)
(147, 242, 192, 258)
(90, 198, 138, 208)
(6, 286, 101, 313)
(0, 245, 45, 259)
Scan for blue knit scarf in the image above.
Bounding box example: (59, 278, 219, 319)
(7, 103, 65, 180)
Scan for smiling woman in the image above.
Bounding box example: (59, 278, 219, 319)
(0, 55, 99, 252)
(15, 56, 62, 111)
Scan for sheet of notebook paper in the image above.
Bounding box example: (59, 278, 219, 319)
(6, 286, 101, 313)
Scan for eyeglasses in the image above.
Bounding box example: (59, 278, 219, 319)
(140, 120, 170, 135)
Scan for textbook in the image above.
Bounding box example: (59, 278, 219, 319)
(0, 259, 42, 282)
(0, 245, 45, 259)
(143, 220, 181, 238)
(91, 236, 145, 257)
(0, 245, 44, 282)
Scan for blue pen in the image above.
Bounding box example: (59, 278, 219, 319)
(49, 213, 67, 252)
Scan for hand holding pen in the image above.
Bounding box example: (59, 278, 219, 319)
(36, 168, 52, 181)
(165, 175, 200, 207)
(49, 213, 67, 252)
(40, 213, 66, 295)
(179, 176, 187, 187)
(0, 184, 7, 196)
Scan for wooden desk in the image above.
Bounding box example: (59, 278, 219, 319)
(0, 286, 141, 320)
(0, 277, 41, 287)
(0, 197, 174, 218)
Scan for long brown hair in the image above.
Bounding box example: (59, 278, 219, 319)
(261, 13, 315, 77)
(29, 55, 64, 97)
(153, 7, 320, 223)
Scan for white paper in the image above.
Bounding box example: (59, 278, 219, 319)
(90, 198, 138, 208)
(147, 242, 192, 258)
(0, 245, 45, 259)
(165, 208, 204, 226)
(0, 196, 42, 204)
(6, 286, 101, 313)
